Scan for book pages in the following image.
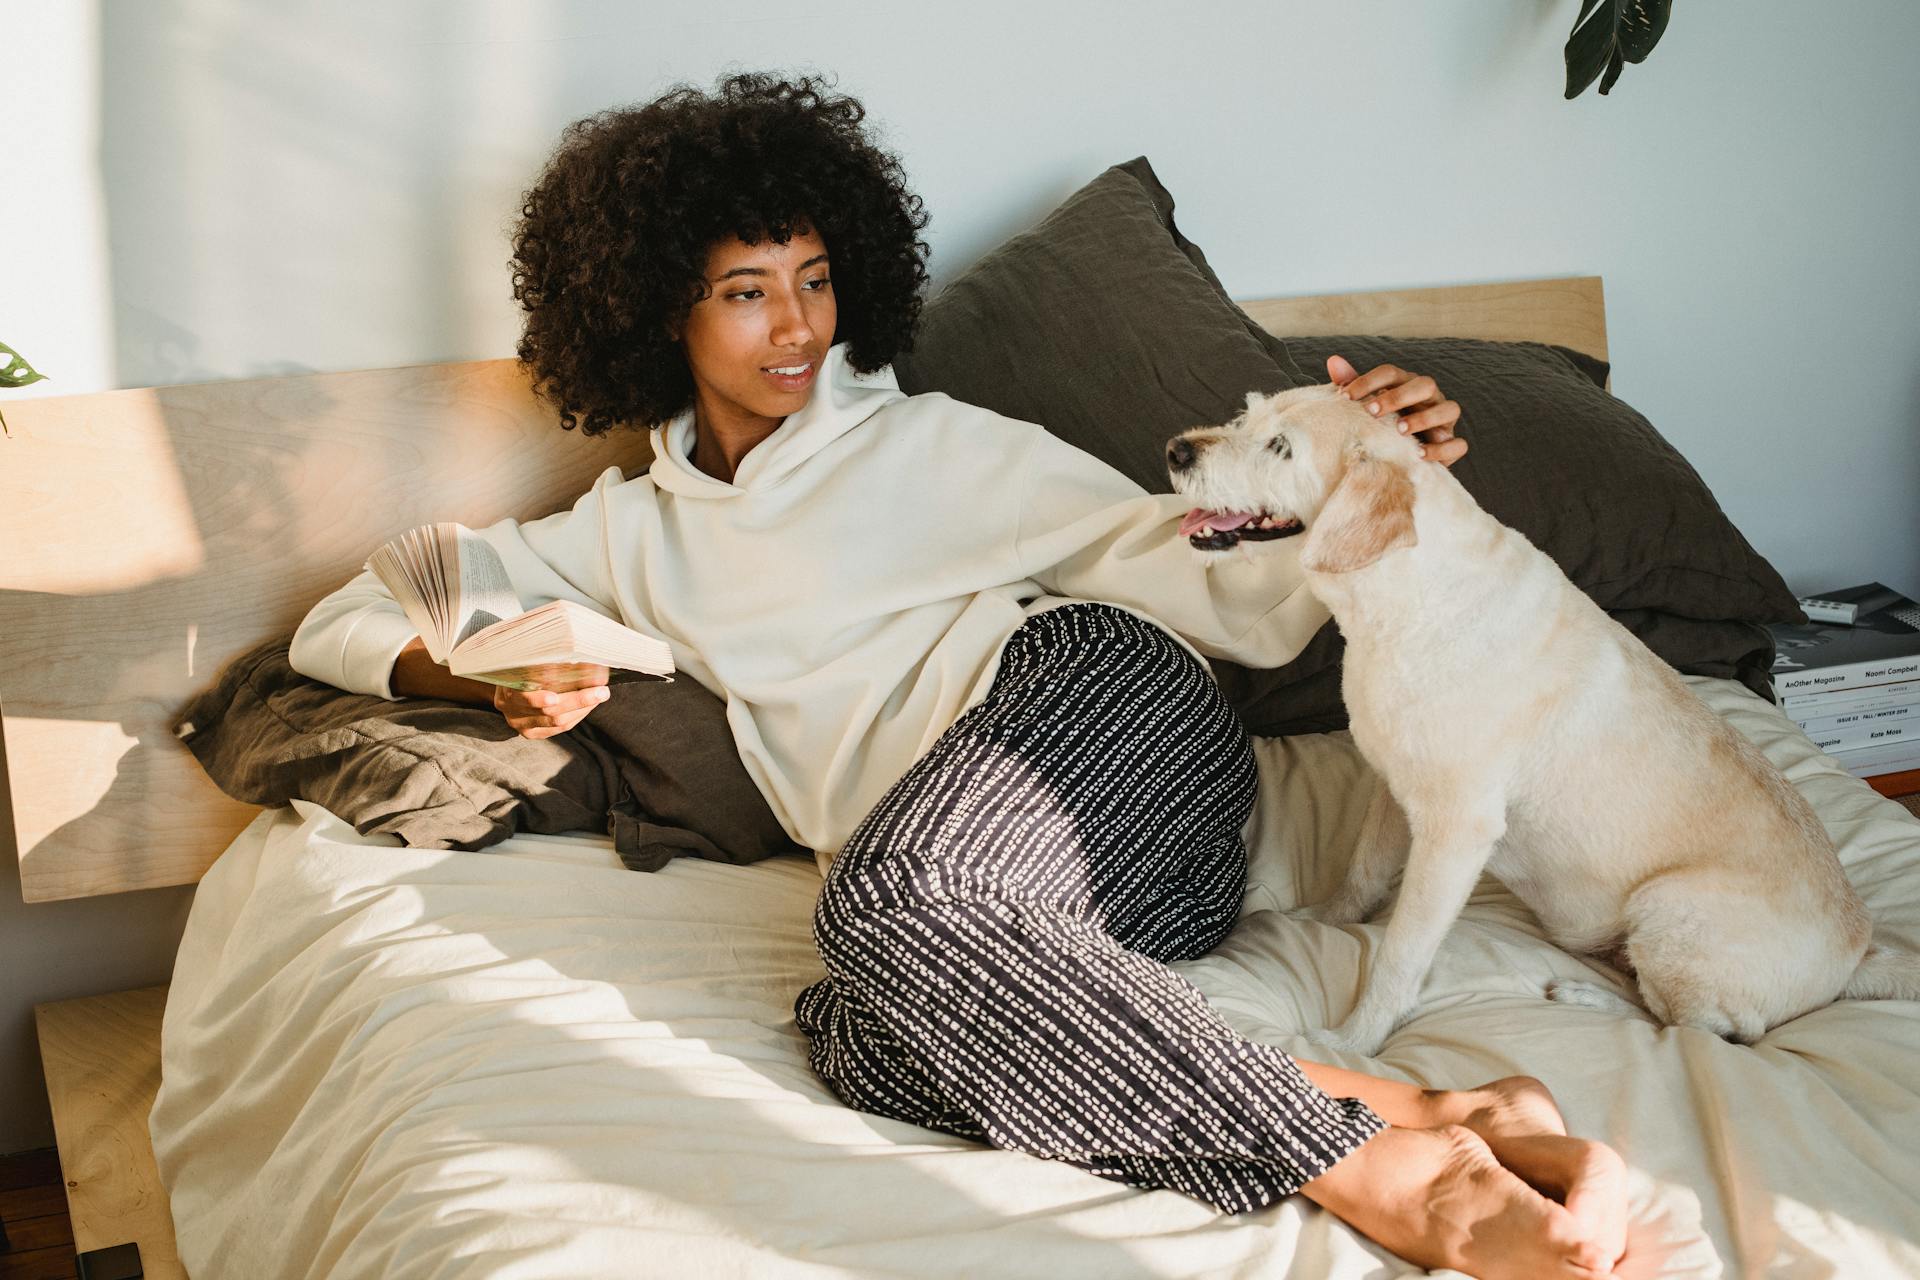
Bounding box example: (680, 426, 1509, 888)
(450, 527, 522, 649)
(367, 524, 457, 662)
(367, 522, 523, 663)
(370, 523, 672, 688)
(448, 599, 674, 687)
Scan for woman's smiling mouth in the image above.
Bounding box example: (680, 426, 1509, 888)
(762, 359, 816, 392)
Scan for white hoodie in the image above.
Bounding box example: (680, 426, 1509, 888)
(290, 344, 1330, 860)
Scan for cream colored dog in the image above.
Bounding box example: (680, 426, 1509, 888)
(1168, 385, 1920, 1055)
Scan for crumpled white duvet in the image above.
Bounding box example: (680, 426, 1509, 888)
(151, 677, 1920, 1279)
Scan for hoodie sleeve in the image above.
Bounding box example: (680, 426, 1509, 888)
(1009, 428, 1331, 668)
(290, 466, 632, 699)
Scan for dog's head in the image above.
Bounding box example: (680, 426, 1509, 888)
(1167, 384, 1420, 574)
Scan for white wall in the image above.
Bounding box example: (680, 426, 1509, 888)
(4, 0, 1917, 1150)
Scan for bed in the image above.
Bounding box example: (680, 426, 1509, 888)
(8, 271, 1920, 1279)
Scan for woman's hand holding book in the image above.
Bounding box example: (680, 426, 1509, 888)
(493, 679, 610, 739)
(390, 639, 611, 739)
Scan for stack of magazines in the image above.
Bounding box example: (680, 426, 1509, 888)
(1771, 583, 1920, 786)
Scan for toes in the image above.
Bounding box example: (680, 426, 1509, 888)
(1502, 1136, 1629, 1273)
(1506, 1189, 1622, 1280)
(1544, 1203, 1623, 1278)
(1543, 1210, 1615, 1277)
(1561, 1143, 1630, 1269)
(1425, 1128, 1624, 1280)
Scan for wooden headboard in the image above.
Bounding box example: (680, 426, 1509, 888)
(2, 275, 1605, 902)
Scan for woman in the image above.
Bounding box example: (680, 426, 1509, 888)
(291, 74, 1628, 1279)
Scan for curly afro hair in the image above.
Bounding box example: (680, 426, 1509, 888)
(510, 72, 931, 436)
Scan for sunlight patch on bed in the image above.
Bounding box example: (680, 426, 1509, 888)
(1761, 1192, 1920, 1277)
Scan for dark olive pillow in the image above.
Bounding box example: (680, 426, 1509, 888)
(175, 640, 803, 871)
(895, 157, 1801, 731)
(894, 157, 1299, 496)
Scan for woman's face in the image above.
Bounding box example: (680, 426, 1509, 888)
(681, 226, 836, 437)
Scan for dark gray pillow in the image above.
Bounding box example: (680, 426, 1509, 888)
(895, 157, 1800, 732)
(894, 157, 1298, 497)
(175, 640, 803, 871)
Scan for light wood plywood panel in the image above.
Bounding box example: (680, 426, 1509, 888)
(3, 359, 652, 901)
(35, 985, 185, 1278)
(1240, 275, 1608, 364)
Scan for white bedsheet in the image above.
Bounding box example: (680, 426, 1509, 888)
(151, 677, 1920, 1279)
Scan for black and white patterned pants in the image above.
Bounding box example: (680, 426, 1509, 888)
(795, 603, 1384, 1214)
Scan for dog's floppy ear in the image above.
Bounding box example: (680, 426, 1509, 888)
(1301, 453, 1417, 574)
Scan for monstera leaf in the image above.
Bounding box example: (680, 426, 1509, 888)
(0, 342, 45, 389)
(1565, 0, 1671, 98)
(0, 341, 46, 436)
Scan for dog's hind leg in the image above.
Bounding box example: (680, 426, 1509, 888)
(1308, 798, 1507, 1056)
(1618, 874, 1816, 1044)
(1301, 781, 1410, 925)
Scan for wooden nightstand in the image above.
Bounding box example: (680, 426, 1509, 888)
(33, 985, 184, 1279)
(1867, 768, 1920, 819)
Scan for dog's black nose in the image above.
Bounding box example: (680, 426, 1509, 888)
(1167, 437, 1196, 472)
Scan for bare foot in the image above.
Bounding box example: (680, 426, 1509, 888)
(1301, 1125, 1617, 1280)
(1292, 1067, 1564, 1139)
(1480, 1132, 1630, 1275)
(1457, 1074, 1569, 1137)
(1456, 1076, 1628, 1270)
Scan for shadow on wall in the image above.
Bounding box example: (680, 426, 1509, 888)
(98, 2, 514, 391)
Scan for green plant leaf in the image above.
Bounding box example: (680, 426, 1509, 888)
(1599, 46, 1626, 94)
(0, 341, 48, 389)
(1618, 0, 1669, 62)
(1565, 0, 1671, 99)
(1565, 1, 1617, 98)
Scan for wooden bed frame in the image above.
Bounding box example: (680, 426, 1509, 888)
(1, 275, 1607, 1278)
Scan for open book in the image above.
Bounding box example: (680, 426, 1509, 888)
(367, 522, 673, 690)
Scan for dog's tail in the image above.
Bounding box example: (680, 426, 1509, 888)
(1843, 943, 1920, 1001)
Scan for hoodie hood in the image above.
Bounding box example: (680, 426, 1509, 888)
(649, 343, 906, 498)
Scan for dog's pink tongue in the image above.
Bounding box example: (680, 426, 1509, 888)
(1179, 509, 1257, 537)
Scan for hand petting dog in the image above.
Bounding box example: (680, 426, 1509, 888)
(1327, 355, 1467, 466)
